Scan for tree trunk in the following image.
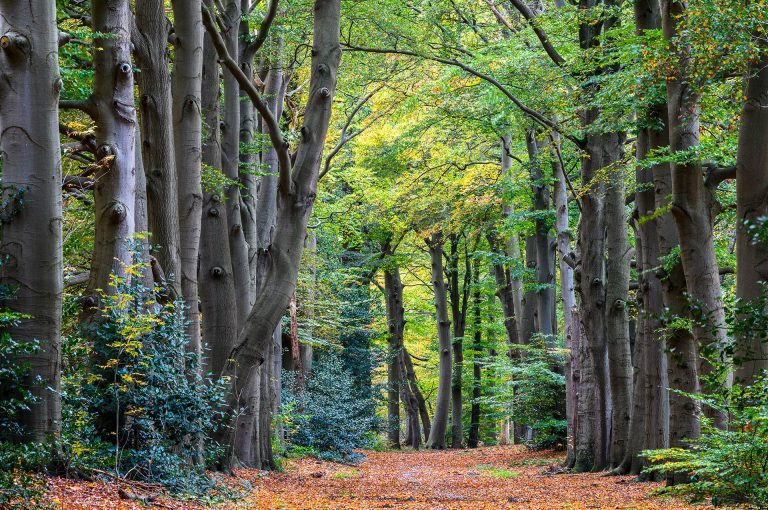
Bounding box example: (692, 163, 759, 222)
(86, 0, 137, 313)
(403, 348, 431, 441)
(200, 30, 238, 381)
(520, 237, 538, 347)
(605, 149, 632, 469)
(254, 45, 286, 291)
(501, 135, 526, 340)
(0, 0, 63, 441)
(220, 0, 251, 328)
(205, 0, 342, 464)
(447, 235, 468, 449)
(135, 0, 182, 299)
(426, 232, 452, 449)
(651, 114, 702, 483)
(552, 137, 577, 467)
(574, 128, 618, 472)
(735, 50, 768, 384)
(488, 231, 519, 349)
(617, 0, 670, 477)
(384, 251, 404, 448)
(468, 264, 483, 448)
(662, 0, 729, 428)
(172, 0, 204, 356)
(525, 131, 555, 338)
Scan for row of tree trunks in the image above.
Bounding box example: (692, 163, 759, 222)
(661, 0, 730, 429)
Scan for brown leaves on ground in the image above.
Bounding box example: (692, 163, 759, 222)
(49, 445, 707, 510)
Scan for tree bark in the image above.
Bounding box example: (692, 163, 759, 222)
(501, 135, 526, 341)
(552, 137, 577, 467)
(384, 248, 404, 448)
(468, 263, 483, 448)
(0, 0, 63, 441)
(172, 0, 204, 357)
(200, 30, 238, 381)
(85, 0, 137, 313)
(204, 0, 342, 464)
(662, 0, 729, 429)
(735, 49, 768, 383)
(403, 348, 431, 441)
(134, 0, 182, 299)
(525, 131, 555, 338)
(617, 0, 670, 477)
(605, 149, 632, 469)
(447, 235, 468, 448)
(426, 232, 452, 449)
(220, 0, 251, 328)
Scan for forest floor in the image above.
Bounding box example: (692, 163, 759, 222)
(48, 446, 708, 509)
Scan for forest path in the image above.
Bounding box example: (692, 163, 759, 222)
(49, 445, 707, 509)
(237, 445, 704, 510)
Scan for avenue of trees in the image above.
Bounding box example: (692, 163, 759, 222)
(1, 0, 767, 506)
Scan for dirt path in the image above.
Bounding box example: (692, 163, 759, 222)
(238, 446, 703, 510)
(50, 446, 706, 509)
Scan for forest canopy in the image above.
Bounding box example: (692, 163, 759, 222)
(0, 0, 767, 508)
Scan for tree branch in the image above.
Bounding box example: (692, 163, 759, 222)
(704, 163, 736, 189)
(343, 43, 584, 148)
(59, 98, 96, 118)
(201, 4, 291, 191)
(242, 0, 280, 61)
(506, 0, 566, 68)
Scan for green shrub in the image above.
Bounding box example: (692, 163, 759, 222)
(280, 352, 379, 463)
(70, 252, 228, 494)
(643, 377, 768, 508)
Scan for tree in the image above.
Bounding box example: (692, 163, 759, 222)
(0, 0, 63, 441)
(426, 232, 452, 449)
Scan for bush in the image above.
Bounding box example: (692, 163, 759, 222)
(643, 376, 768, 508)
(70, 252, 228, 494)
(280, 352, 378, 463)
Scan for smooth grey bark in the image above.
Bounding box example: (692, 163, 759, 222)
(403, 347, 431, 442)
(220, 0, 251, 328)
(426, 232, 452, 449)
(384, 246, 404, 448)
(134, 126, 155, 289)
(447, 235, 469, 448)
(172, 0, 204, 356)
(617, 0, 669, 477)
(552, 137, 577, 467)
(574, 128, 619, 472)
(254, 46, 286, 290)
(238, 3, 258, 296)
(662, 0, 729, 428)
(735, 50, 768, 383)
(399, 350, 420, 449)
(525, 131, 555, 338)
(0, 0, 63, 441)
(134, 0, 182, 299)
(651, 110, 702, 480)
(501, 135, 526, 340)
(203, 0, 342, 464)
(85, 0, 137, 313)
(488, 230, 520, 350)
(468, 264, 482, 448)
(605, 153, 632, 469)
(200, 31, 238, 380)
(520, 237, 537, 348)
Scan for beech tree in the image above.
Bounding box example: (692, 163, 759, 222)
(0, 0, 63, 441)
